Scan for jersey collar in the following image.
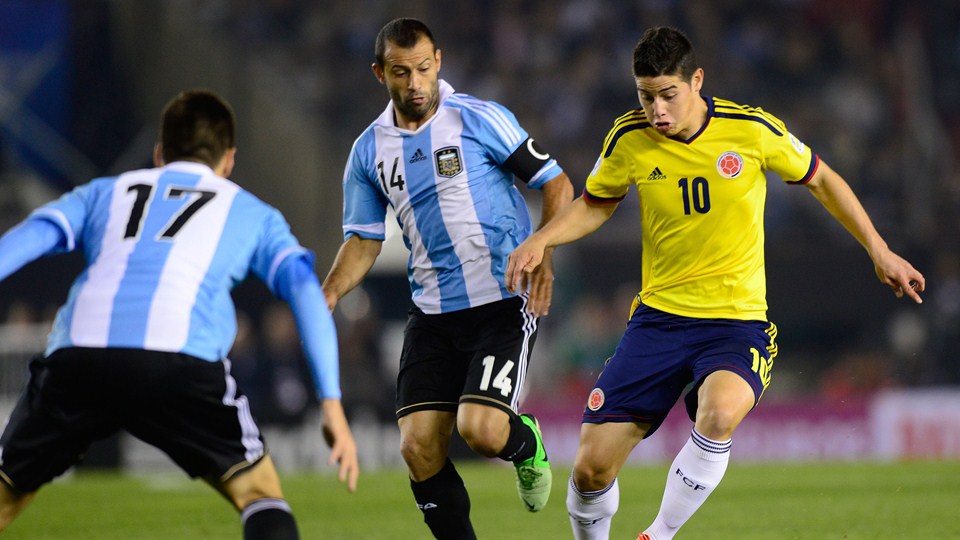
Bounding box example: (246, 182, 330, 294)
(164, 161, 216, 175)
(668, 95, 713, 144)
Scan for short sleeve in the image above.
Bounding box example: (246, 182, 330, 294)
(583, 129, 634, 203)
(342, 133, 388, 240)
(758, 112, 819, 184)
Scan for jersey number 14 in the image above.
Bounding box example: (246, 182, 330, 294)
(479, 355, 514, 397)
(377, 158, 406, 193)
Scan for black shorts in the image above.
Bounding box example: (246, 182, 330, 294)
(0, 348, 265, 494)
(395, 295, 539, 418)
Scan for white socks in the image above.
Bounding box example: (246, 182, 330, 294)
(644, 429, 731, 540)
(567, 475, 620, 540)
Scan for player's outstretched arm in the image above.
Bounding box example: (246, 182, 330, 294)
(275, 255, 360, 491)
(0, 219, 67, 283)
(321, 236, 383, 311)
(506, 196, 617, 296)
(804, 161, 925, 303)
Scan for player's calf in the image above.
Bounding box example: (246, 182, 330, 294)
(241, 498, 299, 540)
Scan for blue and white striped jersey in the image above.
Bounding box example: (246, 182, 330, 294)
(33, 161, 309, 362)
(342, 80, 564, 314)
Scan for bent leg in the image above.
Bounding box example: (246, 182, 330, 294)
(645, 370, 755, 540)
(568, 421, 648, 540)
(458, 403, 551, 512)
(213, 455, 298, 540)
(399, 410, 474, 540)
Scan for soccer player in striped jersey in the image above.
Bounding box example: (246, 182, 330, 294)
(321, 18, 573, 539)
(506, 27, 925, 540)
(0, 90, 358, 539)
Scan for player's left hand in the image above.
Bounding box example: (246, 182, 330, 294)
(873, 248, 925, 304)
(321, 399, 360, 492)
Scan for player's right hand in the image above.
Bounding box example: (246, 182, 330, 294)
(506, 237, 547, 295)
(322, 287, 339, 312)
(872, 247, 925, 304)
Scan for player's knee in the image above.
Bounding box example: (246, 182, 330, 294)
(399, 433, 427, 464)
(572, 459, 616, 492)
(399, 433, 445, 477)
(695, 406, 744, 440)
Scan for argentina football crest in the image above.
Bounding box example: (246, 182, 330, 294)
(434, 146, 463, 177)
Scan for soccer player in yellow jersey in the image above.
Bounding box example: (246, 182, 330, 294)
(506, 27, 925, 540)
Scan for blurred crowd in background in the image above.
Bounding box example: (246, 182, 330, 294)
(1, 0, 958, 429)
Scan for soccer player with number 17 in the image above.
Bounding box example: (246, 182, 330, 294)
(0, 90, 358, 539)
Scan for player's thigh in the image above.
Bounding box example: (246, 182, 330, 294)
(573, 422, 649, 489)
(582, 305, 691, 437)
(0, 350, 120, 494)
(125, 353, 268, 485)
(395, 310, 470, 418)
(216, 455, 284, 511)
(461, 297, 538, 414)
(683, 318, 778, 431)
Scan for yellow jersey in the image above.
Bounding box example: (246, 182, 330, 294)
(584, 96, 819, 321)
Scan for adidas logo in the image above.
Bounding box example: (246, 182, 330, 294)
(409, 148, 428, 163)
(647, 167, 666, 181)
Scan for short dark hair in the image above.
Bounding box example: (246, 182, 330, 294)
(632, 27, 698, 81)
(374, 18, 436, 67)
(158, 89, 235, 167)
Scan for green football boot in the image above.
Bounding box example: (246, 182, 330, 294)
(514, 413, 552, 512)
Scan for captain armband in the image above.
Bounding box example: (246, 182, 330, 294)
(503, 138, 553, 183)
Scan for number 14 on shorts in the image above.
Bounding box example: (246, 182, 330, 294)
(480, 355, 514, 397)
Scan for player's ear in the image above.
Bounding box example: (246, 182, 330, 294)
(220, 148, 237, 178)
(153, 143, 164, 167)
(372, 63, 385, 84)
(691, 67, 704, 93)
(435, 48, 441, 73)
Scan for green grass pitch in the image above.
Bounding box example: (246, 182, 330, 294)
(5, 460, 960, 539)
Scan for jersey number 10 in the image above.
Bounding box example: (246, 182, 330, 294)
(678, 177, 711, 215)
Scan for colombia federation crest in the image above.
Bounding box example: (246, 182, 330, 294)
(587, 388, 605, 411)
(716, 151, 744, 178)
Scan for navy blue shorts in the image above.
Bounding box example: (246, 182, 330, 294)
(582, 304, 777, 437)
(395, 295, 538, 418)
(0, 348, 266, 494)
